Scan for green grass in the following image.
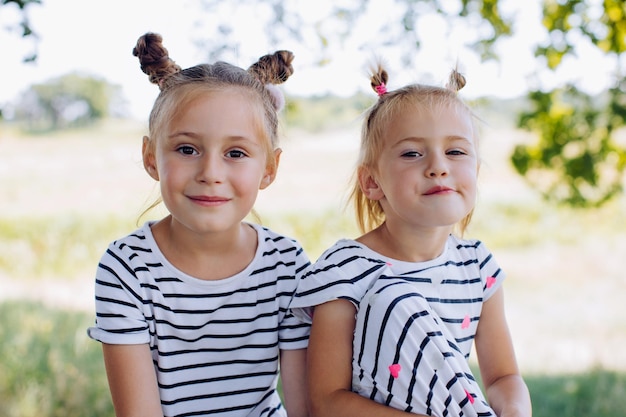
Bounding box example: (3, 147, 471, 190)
(0, 214, 137, 280)
(0, 301, 113, 417)
(525, 370, 626, 416)
(1, 300, 625, 417)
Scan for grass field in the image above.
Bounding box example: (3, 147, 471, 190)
(1, 118, 625, 415)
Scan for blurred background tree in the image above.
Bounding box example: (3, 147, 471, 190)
(512, 0, 626, 207)
(12, 73, 124, 132)
(3, 0, 625, 207)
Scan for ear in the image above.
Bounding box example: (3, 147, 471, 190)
(358, 166, 384, 200)
(142, 136, 159, 181)
(260, 148, 282, 190)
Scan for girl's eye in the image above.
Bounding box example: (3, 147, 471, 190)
(401, 151, 421, 158)
(177, 145, 198, 156)
(226, 149, 247, 159)
(447, 149, 467, 156)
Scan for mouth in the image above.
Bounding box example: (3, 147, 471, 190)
(424, 186, 454, 196)
(188, 195, 230, 205)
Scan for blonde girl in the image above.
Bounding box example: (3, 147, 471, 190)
(88, 33, 309, 417)
(291, 64, 531, 417)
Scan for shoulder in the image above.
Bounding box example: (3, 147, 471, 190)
(103, 222, 155, 260)
(448, 234, 481, 250)
(316, 239, 377, 263)
(300, 239, 387, 291)
(292, 239, 389, 311)
(253, 223, 304, 251)
(95, 223, 162, 297)
(448, 235, 505, 294)
(447, 235, 493, 260)
(249, 223, 310, 272)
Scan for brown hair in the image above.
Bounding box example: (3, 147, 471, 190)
(350, 63, 478, 235)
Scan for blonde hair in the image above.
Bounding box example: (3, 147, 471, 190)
(350, 63, 478, 235)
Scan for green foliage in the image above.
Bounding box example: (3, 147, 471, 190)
(512, 85, 626, 207)
(460, 0, 513, 60)
(538, 0, 626, 68)
(0, 301, 113, 417)
(515, 0, 626, 207)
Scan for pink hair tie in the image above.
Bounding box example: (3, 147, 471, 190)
(375, 83, 387, 96)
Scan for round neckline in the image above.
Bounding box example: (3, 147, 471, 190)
(340, 237, 450, 268)
(142, 221, 261, 287)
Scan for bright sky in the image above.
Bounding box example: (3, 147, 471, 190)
(0, 0, 615, 121)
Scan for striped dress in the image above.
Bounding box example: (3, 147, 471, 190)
(87, 222, 310, 417)
(291, 235, 502, 416)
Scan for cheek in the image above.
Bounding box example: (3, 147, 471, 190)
(458, 164, 478, 190)
(157, 157, 188, 186)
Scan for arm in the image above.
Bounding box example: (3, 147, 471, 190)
(102, 343, 163, 417)
(307, 299, 423, 417)
(475, 287, 532, 417)
(280, 348, 309, 417)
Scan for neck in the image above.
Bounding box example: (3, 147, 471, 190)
(151, 216, 257, 280)
(358, 221, 452, 262)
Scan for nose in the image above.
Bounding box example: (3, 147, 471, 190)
(425, 153, 448, 178)
(197, 153, 224, 183)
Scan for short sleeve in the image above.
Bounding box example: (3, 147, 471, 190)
(476, 241, 506, 301)
(277, 239, 312, 349)
(291, 241, 388, 324)
(87, 247, 151, 345)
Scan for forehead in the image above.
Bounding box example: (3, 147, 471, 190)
(385, 101, 476, 144)
(168, 88, 268, 133)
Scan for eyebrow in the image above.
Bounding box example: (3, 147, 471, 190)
(166, 131, 258, 144)
(167, 130, 200, 140)
(397, 135, 474, 145)
(446, 135, 474, 145)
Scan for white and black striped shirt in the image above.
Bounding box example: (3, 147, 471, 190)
(291, 235, 503, 360)
(88, 222, 310, 417)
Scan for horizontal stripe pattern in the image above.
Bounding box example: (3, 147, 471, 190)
(88, 222, 310, 417)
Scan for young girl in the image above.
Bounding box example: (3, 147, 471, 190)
(291, 64, 532, 417)
(87, 33, 310, 417)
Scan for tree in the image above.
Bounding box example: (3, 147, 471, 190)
(512, 0, 626, 207)
(195, 0, 513, 65)
(1, 0, 41, 62)
(13, 73, 123, 131)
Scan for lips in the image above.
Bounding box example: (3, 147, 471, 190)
(424, 186, 453, 195)
(188, 195, 230, 204)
